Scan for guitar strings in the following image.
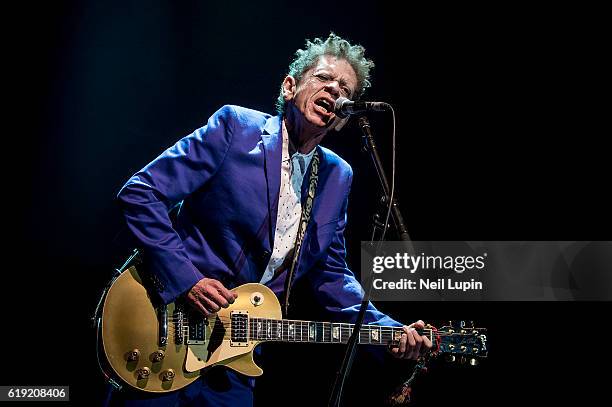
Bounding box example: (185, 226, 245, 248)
(166, 317, 479, 339)
(165, 326, 465, 338)
(172, 316, 443, 330)
(171, 316, 480, 331)
(169, 321, 444, 334)
(163, 329, 466, 346)
(168, 321, 449, 335)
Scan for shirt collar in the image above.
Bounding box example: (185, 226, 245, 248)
(282, 119, 317, 162)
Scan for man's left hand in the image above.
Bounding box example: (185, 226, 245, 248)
(388, 320, 433, 360)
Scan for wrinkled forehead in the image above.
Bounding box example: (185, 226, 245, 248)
(306, 55, 358, 89)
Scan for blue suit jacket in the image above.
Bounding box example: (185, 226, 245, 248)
(118, 105, 400, 326)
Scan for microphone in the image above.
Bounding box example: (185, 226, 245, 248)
(334, 97, 391, 118)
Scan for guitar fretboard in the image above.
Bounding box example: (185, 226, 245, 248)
(247, 317, 429, 346)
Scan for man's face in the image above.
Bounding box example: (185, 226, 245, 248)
(284, 55, 358, 128)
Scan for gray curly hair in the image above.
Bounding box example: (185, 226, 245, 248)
(276, 33, 375, 114)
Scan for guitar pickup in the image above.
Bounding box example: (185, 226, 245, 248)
(187, 316, 206, 345)
(230, 310, 249, 347)
(173, 306, 185, 345)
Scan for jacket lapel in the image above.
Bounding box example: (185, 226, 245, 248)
(260, 115, 283, 249)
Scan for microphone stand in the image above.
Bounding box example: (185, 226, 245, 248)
(359, 116, 411, 241)
(328, 116, 412, 407)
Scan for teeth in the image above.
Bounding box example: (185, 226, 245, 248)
(317, 99, 332, 112)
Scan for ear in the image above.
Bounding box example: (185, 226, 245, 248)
(282, 76, 297, 102)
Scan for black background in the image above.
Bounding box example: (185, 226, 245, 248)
(2, 0, 609, 405)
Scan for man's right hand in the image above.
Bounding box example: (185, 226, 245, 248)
(186, 278, 238, 317)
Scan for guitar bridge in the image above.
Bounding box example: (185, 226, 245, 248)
(230, 310, 249, 347)
(173, 305, 185, 345)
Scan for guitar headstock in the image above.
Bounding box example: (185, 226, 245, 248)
(387, 322, 488, 405)
(432, 321, 488, 366)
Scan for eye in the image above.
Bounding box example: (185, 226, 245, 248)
(315, 73, 331, 81)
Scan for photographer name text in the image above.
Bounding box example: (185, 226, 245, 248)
(373, 278, 483, 291)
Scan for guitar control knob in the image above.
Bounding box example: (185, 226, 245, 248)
(161, 369, 176, 382)
(250, 292, 264, 306)
(151, 350, 165, 363)
(127, 349, 140, 362)
(136, 367, 151, 379)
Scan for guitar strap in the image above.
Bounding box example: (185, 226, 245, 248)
(282, 148, 319, 317)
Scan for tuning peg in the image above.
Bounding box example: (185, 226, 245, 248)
(445, 354, 456, 363)
(459, 356, 467, 364)
(470, 358, 479, 366)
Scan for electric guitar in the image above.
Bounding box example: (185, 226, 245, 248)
(97, 266, 488, 393)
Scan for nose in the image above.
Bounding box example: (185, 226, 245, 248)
(324, 81, 341, 98)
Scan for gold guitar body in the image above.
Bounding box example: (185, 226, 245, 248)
(101, 266, 281, 393)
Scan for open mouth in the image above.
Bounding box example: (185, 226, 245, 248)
(314, 98, 334, 116)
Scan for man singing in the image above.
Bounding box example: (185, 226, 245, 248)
(113, 33, 432, 406)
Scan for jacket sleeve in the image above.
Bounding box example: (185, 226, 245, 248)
(307, 170, 403, 328)
(116, 105, 235, 304)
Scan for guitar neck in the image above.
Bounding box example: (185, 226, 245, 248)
(248, 317, 432, 346)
